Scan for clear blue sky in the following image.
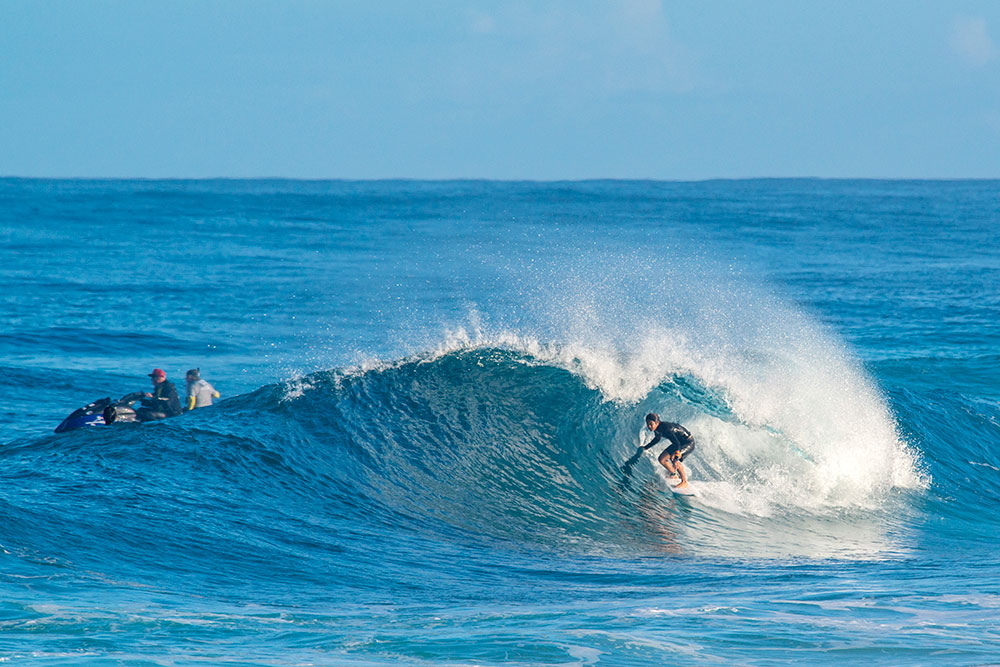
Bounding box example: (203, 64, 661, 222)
(2, 0, 999, 179)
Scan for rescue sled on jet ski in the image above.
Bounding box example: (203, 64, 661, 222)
(54, 392, 145, 433)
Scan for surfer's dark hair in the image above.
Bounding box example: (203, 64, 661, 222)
(645, 413, 659, 423)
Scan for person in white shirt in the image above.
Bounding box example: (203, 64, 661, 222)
(185, 368, 220, 411)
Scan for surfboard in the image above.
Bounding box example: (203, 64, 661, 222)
(671, 484, 696, 496)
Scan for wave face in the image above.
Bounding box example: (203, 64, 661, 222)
(1, 179, 998, 665)
(259, 329, 927, 557)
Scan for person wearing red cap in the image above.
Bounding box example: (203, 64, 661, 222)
(138, 368, 182, 421)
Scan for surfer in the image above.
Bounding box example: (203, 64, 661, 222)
(642, 413, 695, 491)
(138, 368, 182, 421)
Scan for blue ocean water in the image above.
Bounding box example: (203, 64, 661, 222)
(1, 178, 998, 665)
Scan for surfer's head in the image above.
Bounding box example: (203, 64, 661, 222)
(645, 413, 659, 430)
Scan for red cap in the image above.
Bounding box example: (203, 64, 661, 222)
(148, 368, 166, 380)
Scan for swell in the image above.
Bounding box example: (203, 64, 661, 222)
(13, 308, 984, 578)
(3, 329, 955, 575)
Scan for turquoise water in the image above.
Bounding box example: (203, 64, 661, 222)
(1, 179, 998, 664)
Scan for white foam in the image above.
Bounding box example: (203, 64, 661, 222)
(429, 290, 926, 515)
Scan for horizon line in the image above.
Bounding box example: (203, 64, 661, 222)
(3, 175, 1000, 184)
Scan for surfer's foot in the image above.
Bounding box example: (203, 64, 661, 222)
(667, 474, 681, 486)
(674, 482, 689, 490)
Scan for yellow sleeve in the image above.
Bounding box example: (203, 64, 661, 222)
(213, 390, 220, 398)
(188, 395, 196, 411)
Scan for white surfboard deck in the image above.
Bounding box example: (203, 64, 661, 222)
(670, 484, 697, 496)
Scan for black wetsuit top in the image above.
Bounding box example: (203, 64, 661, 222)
(142, 380, 182, 417)
(644, 421, 695, 460)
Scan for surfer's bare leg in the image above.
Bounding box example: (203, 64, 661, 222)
(657, 451, 680, 479)
(674, 457, 689, 488)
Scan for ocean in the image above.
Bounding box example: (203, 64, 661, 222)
(1, 178, 998, 665)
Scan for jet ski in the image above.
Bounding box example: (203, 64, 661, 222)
(54, 392, 145, 433)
